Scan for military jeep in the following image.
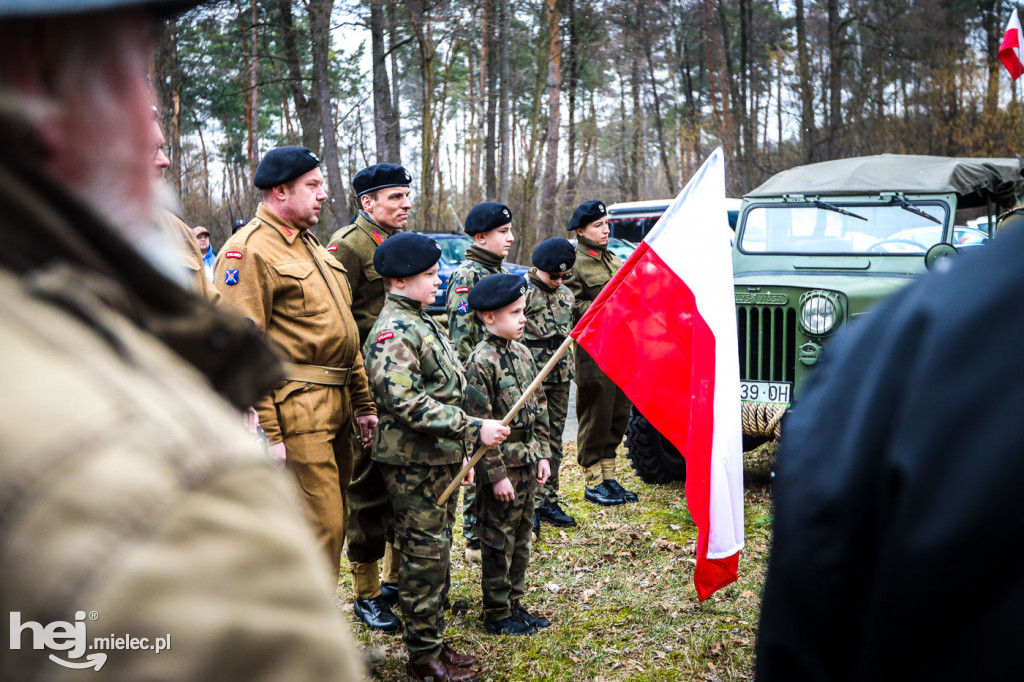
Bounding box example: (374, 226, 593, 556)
(624, 154, 1024, 484)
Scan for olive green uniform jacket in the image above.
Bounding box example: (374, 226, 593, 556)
(326, 211, 402, 345)
(567, 236, 631, 468)
(0, 149, 364, 681)
(446, 245, 507, 361)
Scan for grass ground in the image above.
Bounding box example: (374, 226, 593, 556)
(338, 442, 774, 681)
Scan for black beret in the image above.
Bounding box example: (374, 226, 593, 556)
(372, 232, 441, 278)
(532, 238, 576, 272)
(253, 146, 321, 189)
(566, 199, 607, 232)
(464, 201, 513, 236)
(353, 163, 412, 197)
(0, 0, 205, 17)
(468, 274, 528, 312)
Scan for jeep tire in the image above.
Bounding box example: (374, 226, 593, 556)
(624, 407, 687, 484)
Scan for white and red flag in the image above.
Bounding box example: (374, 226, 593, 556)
(1000, 8, 1024, 80)
(569, 148, 744, 600)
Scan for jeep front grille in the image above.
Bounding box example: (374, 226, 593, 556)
(737, 305, 796, 383)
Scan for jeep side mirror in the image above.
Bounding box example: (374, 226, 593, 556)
(925, 243, 958, 273)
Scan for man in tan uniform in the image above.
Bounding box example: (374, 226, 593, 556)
(216, 146, 378, 575)
(327, 163, 412, 632)
(0, 1, 365, 679)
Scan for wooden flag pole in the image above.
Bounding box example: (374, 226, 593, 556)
(437, 334, 576, 506)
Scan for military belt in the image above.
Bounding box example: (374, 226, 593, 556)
(284, 362, 354, 386)
(524, 336, 564, 350)
(506, 427, 533, 443)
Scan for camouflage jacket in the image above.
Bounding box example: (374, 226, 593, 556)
(523, 268, 574, 384)
(365, 293, 483, 466)
(464, 334, 550, 483)
(566, 234, 621, 325)
(446, 245, 506, 360)
(325, 212, 402, 345)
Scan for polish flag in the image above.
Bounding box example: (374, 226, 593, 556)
(1000, 9, 1024, 80)
(570, 148, 743, 600)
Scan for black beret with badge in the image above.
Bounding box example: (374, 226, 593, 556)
(253, 146, 321, 189)
(566, 199, 607, 232)
(532, 237, 576, 272)
(464, 201, 513, 236)
(372, 232, 441, 278)
(353, 163, 412, 197)
(468, 274, 528, 312)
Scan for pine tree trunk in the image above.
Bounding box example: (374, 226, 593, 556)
(538, 0, 562, 239)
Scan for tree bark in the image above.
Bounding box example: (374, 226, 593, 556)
(795, 0, 816, 162)
(484, 0, 498, 198)
(308, 0, 347, 233)
(538, 0, 562, 239)
(278, 0, 320, 151)
(370, 0, 400, 163)
(498, 0, 511, 203)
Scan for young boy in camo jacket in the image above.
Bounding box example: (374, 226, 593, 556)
(463, 273, 552, 636)
(363, 232, 510, 682)
(447, 201, 516, 558)
(523, 238, 578, 533)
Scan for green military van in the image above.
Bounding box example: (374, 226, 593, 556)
(624, 154, 1024, 483)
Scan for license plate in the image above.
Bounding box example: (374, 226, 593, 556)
(740, 381, 792, 405)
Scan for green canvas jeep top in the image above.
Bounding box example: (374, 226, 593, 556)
(624, 153, 1024, 484)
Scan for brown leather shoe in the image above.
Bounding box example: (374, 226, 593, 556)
(406, 657, 479, 682)
(406, 658, 448, 682)
(441, 643, 480, 669)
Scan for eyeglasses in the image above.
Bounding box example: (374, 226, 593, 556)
(548, 271, 573, 281)
(153, 144, 171, 159)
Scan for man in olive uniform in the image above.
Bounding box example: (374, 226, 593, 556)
(0, 2, 365, 679)
(216, 146, 378, 575)
(326, 163, 412, 632)
(447, 201, 516, 556)
(523, 238, 578, 528)
(365, 232, 510, 682)
(566, 200, 638, 506)
(464, 274, 553, 636)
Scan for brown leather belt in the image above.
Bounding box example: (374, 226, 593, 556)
(284, 362, 354, 386)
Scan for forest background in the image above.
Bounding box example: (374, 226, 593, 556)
(155, 0, 1024, 263)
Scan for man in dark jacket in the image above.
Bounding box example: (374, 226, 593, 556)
(756, 228, 1024, 681)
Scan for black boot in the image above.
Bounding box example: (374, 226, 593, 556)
(536, 500, 577, 527)
(484, 616, 537, 636)
(380, 581, 399, 607)
(512, 602, 551, 628)
(584, 481, 626, 506)
(604, 479, 638, 503)
(353, 595, 402, 633)
(533, 512, 541, 540)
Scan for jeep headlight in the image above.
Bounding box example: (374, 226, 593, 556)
(799, 292, 838, 336)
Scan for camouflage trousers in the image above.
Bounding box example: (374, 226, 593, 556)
(462, 482, 478, 545)
(477, 463, 537, 621)
(379, 462, 458, 665)
(575, 351, 630, 469)
(534, 381, 569, 507)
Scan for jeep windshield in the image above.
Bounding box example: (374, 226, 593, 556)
(739, 201, 948, 255)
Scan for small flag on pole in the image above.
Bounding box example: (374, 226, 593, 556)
(1000, 8, 1024, 80)
(569, 148, 744, 601)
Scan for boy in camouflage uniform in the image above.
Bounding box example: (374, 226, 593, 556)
(464, 274, 553, 636)
(447, 201, 516, 557)
(523, 238, 578, 530)
(364, 232, 510, 682)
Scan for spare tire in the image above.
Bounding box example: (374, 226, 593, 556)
(625, 407, 687, 484)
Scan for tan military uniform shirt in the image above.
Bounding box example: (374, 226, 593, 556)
(567, 235, 622, 324)
(326, 211, 402, 345)
(157, 209, 222, 303)
(215, 203, 375, 443)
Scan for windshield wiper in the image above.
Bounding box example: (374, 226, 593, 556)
(888, 197, 941, 224)
(813, 201, 867, 221)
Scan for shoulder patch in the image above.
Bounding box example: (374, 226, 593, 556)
(224, 269, 240, 286)
(455, 286, 470, 294)
(225, 250, 243, 259)
(327, 245, 338, 252)
(458, 300, 470, 314)
(377, 331, 394, 343)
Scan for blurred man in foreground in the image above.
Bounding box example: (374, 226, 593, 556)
(0, 1, 364, 679)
